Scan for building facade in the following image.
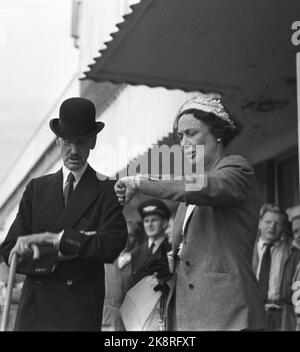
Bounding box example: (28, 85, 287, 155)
(0, 0, 299, 241)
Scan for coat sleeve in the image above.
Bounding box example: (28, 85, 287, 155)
(0, 180, 58, 276)
(137, 155, 258, 206)
(58, 183, 128, 263)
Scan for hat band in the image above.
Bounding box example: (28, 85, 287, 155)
(142, 209, 168, 218)
(177, 96, 235, 127)
(58, 120, 96, 137)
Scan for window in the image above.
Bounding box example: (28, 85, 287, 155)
(276, 152, 299, 209)
(254, 149, 299, 210)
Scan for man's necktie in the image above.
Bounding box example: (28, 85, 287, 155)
(149, 242, 155, 255)
(258, 243, 273, 302)
(64, 172, 75, 206)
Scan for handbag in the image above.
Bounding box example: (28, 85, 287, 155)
(120, 275, 162, 331)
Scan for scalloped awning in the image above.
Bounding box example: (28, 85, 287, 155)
(83, 0, 298, 111)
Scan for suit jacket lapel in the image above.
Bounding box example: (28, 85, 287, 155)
(55, 165, 100, 231)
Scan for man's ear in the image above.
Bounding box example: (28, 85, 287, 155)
(90, 136, 97, 150)
(55, 137, 61, 147)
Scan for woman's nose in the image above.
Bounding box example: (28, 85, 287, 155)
(181, 135, 190, 147)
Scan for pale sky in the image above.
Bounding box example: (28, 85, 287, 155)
(0, 0, 78, 182)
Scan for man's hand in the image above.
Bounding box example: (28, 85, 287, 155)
(8, 232, 59, 264)
(114, 176, 138, 205)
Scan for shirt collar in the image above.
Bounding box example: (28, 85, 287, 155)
(258, 237, 281, 250)
(148, 236, 165, 249)
(62, 163, 88, 187)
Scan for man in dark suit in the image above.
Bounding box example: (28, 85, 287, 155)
(0, 97, 128, 331)
(252, 203, 290, 330)
(130, 199, 172, 289)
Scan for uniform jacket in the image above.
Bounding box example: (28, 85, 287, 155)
(0, 165, 128, 331)
(130, 237, 171, 289)
(138, 154, 266, 330)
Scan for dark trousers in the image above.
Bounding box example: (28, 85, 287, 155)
(265, 307, 282, 331)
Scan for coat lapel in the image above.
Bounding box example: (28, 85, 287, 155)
(172, 203, 188, 256)
(252, 238, 261, 275)
(43, 170, 65, 231)
(55, 165, 100, 231)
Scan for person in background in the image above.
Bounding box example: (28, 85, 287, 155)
(291, 215, 300, 330)
(292, 263, 300, 330)
(129, 199, 172, 289)
(0, 97, 128, 331)
(253, 203, 290, 330)
(115, 95, 265, 331)
(102, 220, 141, 331)
(120, 199, 172, 331)
(279, 214, 300, 330)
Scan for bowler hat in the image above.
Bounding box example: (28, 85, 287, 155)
(138, 199, 170, 220)
(49, 97, 105, 139)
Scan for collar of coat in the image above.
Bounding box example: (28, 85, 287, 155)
(44, 165, 105, 232)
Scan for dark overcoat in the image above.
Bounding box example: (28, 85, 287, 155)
(0, 165, 128, 331)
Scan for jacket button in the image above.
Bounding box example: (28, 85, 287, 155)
(37, 281, 42, 287)
(185, 261, 191, 267)
(66, 280, 73, 286)
(189, 284, 194, 289)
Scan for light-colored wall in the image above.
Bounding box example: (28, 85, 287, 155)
(0, 76, 79, 210)
(1, 0, 299, 242)
(88, 85, 196, 176)
(0, 78, 79, 243)
(297, 52, 300, 201)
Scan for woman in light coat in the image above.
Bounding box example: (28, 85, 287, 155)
(115, 95, 265, 330)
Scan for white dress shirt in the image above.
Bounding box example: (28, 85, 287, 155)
(55, 163, 88, 252)
(62, 162, 88, 192)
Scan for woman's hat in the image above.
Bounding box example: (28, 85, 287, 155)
(177, 94, 235, 127)
(138, 199, 170, 220)
(49, 97, 105, 139)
